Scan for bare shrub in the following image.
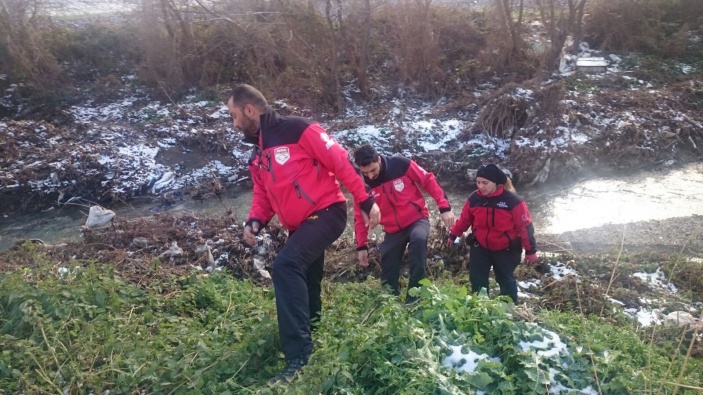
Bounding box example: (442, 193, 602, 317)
(206, 0, 289, 88)
(533, 81, 565, 121)
(133, 0, 282, 100)
(46, 23, 138, 83)
(0, 0, 66, 93)
(585, 0, 696, 57)
(260, 0, 346, 111)
(662, 23, 690, 59)
(134, 0, 205, 100)
(345, 0, 373, 98)
(478, 0, 527, 77)
(128, 0, 495, 108)
(586, 0, 661, 53)
(380, 0, 443, 97)
(663, 0, 703, 29)
(468, 80, 565, 140)
(470, 82, 531, 139)
(433, 5, 487, 93)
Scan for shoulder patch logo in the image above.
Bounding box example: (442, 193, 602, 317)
(320, 133, 335, 149)
(274, 147, 290, 165)
(496, 201, 508, 208)
(393, 179, 404, 192)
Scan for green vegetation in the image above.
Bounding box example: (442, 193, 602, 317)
(1, 248, 701, 394)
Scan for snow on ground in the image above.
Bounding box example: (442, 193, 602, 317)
(517, 260, 699, 329)
(2, 51, 702, 214)
(442, 319, 600, 393)
(633, 268, 679, 293)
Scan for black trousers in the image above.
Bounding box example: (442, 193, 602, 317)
(468, 242, 521, 303)
(271, 202, 346, 361)
(378, 217, 430, 298)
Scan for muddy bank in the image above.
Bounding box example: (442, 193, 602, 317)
(2, 55, 703, 216)
(540, 215, 703, 257)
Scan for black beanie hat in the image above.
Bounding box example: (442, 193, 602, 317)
(476, 164, 508, 185)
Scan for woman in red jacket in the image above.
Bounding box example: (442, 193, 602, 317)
(447, 164, 538, 303)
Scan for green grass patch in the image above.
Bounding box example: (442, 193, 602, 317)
(1, 261, 701, 394)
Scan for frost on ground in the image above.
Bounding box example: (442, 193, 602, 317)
(1, 52, 702, 214)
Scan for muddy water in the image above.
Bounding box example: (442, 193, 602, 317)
(0, 186, 254, 251)
(525, 162, 703, 234)
(1, 163, 702, 252)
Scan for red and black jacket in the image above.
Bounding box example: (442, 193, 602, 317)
(354, 155, 451, 250)
(449, 186, 537, 254)
(246, 108, 375, 231)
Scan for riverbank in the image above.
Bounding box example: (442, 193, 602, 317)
(540, 215, 703, 257)
(2, 51, 703, 216)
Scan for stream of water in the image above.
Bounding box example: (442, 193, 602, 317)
(1, 162, 702, 251)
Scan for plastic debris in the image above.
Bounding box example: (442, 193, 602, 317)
(85, 205, 116, 228)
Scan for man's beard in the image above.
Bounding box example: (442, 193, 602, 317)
(240, 114, 259, 139)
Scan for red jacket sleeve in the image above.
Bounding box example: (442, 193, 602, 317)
(246, 161, 275, 227)
(405, 160, 450, 212)
(297, 124, 375, 212)
(353, 199, 369, 249)
(511, 201, 537, 254)
(449, 199, 472, 239)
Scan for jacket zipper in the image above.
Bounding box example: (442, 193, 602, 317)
(294, 181, 316, 205)
(267, 152, 276, 182)
(382, 184, 402, 229)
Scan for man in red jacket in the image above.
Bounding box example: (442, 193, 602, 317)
(353, 144, 454, 302)
(227, 84, 380, 383)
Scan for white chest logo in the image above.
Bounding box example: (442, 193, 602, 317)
(274, 147, 290, 165)
(393, 179, 405, 192)
(320, 133, 335, 149)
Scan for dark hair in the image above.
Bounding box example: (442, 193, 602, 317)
(353, 144, 379, 166)
(476, 163, 508, 185)
(229, 84, 268, 112)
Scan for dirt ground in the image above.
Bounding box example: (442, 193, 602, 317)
(540, 215, 703, 258)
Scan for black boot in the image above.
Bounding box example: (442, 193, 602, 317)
(268, 355, 309, 384)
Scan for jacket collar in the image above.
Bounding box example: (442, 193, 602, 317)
(377, 155, 388, 182)
(477, 185, 504, 198)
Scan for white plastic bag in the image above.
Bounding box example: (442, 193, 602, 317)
(85, 205, 116, 229)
